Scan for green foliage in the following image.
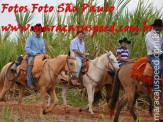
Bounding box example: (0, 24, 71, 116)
(0, 0, 161, 65)
(101, 114, 107, 122)
(1, 106, 18, 122)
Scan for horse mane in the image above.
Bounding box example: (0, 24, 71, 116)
(91, 53, 107, 63)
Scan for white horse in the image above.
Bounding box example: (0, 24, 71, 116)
(52, 51, 119, 115)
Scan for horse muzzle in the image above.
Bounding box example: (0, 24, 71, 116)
(69, 72, 78, 81)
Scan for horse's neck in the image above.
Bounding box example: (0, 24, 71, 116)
(91, 54, 107, 69)
(87, 54, 108, 82)
(49, 55, 67, 76)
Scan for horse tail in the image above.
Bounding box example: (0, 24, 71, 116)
(0, 63, 12, 92)
(108, 69, 121, 117)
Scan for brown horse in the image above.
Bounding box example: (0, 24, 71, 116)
(109, 62, 163, 122)
(0, 52, 78, 114)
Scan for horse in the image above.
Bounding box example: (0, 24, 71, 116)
(0, 52, 78, 114)
(109, 62, 163, 122)
(56, 51, 119, 115)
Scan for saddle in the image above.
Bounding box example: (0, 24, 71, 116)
(30, 54, 51, 78)
(131, 57, 163, 86)
(81, 57, 89, 73)
(16, 54, 50, 86)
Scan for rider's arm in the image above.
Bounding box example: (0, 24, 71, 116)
(71, 40, 88, 56)
(117, 54, 129, 62)
(41, 39, 46, 54)
(73, 49, 85, 55)
(25, 36, 37, 56)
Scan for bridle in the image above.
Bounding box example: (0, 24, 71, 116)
(48, 54, 78, 83)
(106, 52, 116, 73)
(91, 53, 117, 73)
(65, 55, 78, 80)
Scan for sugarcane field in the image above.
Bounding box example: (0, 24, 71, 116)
(0, 0, 163, 122)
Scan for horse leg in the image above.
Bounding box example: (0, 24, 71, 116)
(17, 84, 25, 105)
(0, 80, 14, 101)
(114, 94, 128, 122)
(44, 88, 59, 114)
(86, 84, 95, 115)
(40, 87, 46, 114)
(136, 83, 153, 115)
(105, 84, 112, 102)
(62, 83, 69, 110)
(127, 87, 137, 121)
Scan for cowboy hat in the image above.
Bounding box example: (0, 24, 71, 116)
(119, 37, 131, 44)
(31, 23, 44, 32)
(151, 19, 163, 27)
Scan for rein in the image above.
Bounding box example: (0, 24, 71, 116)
(107, 53, 116, 72)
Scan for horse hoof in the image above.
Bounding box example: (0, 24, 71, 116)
(85, 107, 89, 112)
(114, 117, 118, 122)
(43, 108, 49, 114)
(65, 110, 70, 113)
(43, 110, 46, 114)
(79, 108, 83, 112)
(91, 113, 94, 117)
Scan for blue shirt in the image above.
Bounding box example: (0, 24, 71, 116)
(70, 37, 85, 57)
(25, 34, 45, 64)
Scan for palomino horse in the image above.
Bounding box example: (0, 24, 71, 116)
(109, 62, 163, 122)
(56, 51, 119, 115)
(0, 52, 78, 114)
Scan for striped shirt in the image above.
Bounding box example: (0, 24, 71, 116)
(116, 46, 129, 65)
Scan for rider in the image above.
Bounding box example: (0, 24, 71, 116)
(116, 37, 131, 67)
(145, 19, 163, 93)
(70, 31, 89, 86)
(25, 23, 46, 90)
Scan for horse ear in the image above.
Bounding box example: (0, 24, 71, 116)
(105, 50, 109, 54)
(106, 50, 111, 56)
(68, 51, 71, 56)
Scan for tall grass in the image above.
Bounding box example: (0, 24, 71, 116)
(1, 106, 18, 122)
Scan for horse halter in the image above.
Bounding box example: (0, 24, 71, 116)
(65, 55, 78, 80)
(107, 52, 116, 73)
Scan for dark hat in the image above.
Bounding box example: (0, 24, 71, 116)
(31, 23, 44, 32)
(151, 19, 163, 27)
(119, 37, 131, 44)
(77, 31, 85, 35)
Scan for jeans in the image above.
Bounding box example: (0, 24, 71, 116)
(148, 56, 162, 92)
(27, 65, 33, 87)
(119, 62, 126, 67)
(76, 56, 83, 77)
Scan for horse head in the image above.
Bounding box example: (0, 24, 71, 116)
(106, 51, 119, 73)
(64, 51, 78, 81)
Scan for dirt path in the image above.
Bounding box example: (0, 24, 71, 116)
(0, 102, 162, 122)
